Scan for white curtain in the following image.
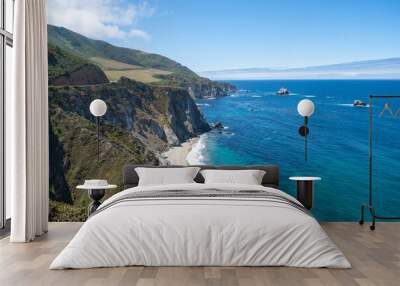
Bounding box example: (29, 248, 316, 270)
(8, 0, 49, 242)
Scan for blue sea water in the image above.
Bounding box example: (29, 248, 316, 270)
(193, 80, 400, 221)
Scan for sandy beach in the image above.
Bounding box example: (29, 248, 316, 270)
(162, 137, 200, 165)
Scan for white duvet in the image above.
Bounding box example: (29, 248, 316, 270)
(50, 183, 351, 269)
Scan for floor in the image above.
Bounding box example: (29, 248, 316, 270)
(0, 222, 399, 286)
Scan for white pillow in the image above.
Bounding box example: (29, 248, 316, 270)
(135, 167, 201, 186)
(200, 169, 266, 185)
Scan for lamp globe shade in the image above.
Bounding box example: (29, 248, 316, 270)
(297, 99, 315, 117)
(90, 99, 107, 117)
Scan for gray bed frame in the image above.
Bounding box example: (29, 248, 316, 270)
(123, 165, 279, 189)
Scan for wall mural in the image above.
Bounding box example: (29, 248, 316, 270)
(48, 2, 400, 222)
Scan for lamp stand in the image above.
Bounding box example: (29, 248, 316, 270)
(96, 117, 100, 163)
(298, 116, 309, 162)
(304, 116, 308, 162)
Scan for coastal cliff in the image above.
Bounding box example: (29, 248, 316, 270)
(187, 80, 236, 99)
(47, 30, 219, 220)
(156, 74, 236, 99)
(49, 77, 210, 152)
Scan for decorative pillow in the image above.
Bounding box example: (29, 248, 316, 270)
(135, 167, 201, 186)
(200, 169, 266, 185)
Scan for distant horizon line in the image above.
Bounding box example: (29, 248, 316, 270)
(216, 78, 400, 81)
(199, 57, 400, 74)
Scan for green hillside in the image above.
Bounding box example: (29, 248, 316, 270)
(48, 25, 197, 77)
(91, 56, 172, 83)
(48, 25, 236, 97)
(48, 43, 109, 86)
(48, 43, 89, 80)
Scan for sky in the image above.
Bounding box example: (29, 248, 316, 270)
(47, 0, 400, 72)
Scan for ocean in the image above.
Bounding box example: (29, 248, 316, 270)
(189, 80, 400, 221)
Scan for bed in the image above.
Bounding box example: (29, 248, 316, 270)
(50, 165, 350, 269)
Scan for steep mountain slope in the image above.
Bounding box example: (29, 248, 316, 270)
(48, 43, 109, 86)
(48, 42, 211, 220)
(48, 25, 196, 76)
(49, 105, 157, 221)
(48, 25, 236, 98)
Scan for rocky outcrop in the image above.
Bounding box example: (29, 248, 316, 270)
(161, 86, 211, 142)
(188, 84, 226, 99)
(49, 77, 210, 152)
(157, 74, 237, 99)
(51, 64, 109, 86)
(213, 122, 224, 129)
(187, 80, 236, 99)
(49, 106, 158, 220)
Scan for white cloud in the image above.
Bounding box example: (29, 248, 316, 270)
(128, 29, 150, 40)
(47, 0, 153, 40)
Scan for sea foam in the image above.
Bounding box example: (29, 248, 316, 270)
(187, 134, 207, 165)
(337, 103, 369, 108)
(196, 103, 211, 107)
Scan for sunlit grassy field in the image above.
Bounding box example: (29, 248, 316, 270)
(91, 57, 142, 70)
(91, 57, 172, 83)
(104, 69, 171, 83)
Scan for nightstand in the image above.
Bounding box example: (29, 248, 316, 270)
(289, 176, 321, 210)
(77, 183, 117, 215)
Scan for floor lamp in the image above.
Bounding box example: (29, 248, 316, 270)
(297, 99, 315, 161)
(89, 99, 107, 163)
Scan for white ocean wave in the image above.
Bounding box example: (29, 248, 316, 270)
(337, 103, 369, 108)
(187, 134, 208, 165)
(251, 95, 262, 98)
(196, 103, 211, 107)
(223, 132, 235, 137)
(304, 95, 316, 98)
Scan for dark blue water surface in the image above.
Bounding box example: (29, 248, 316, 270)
(195, 80, 400, 221)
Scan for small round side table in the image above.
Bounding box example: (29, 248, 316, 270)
(289, 176, 321, 210)
(77, 184, 117, 215)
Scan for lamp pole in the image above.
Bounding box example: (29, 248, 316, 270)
(97, 116, 100, 163)
(89, 99, 108, 164)
(297, 100, 314, 162)
(304, 116, 308, 162)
